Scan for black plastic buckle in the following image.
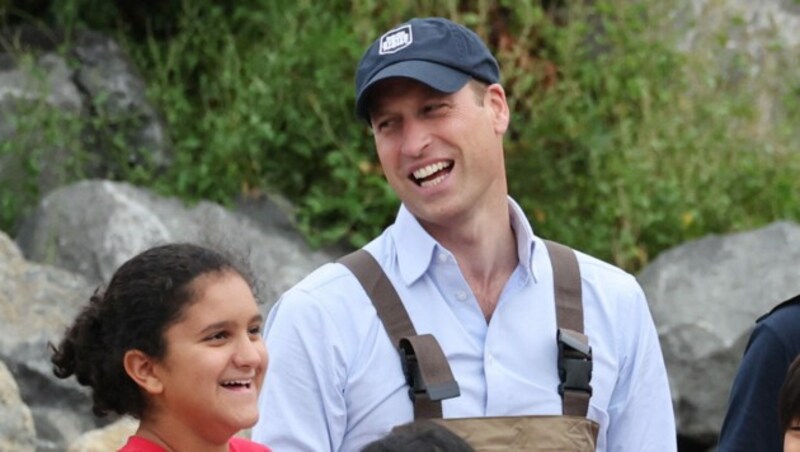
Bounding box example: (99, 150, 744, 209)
(557, 328, 593, 397)
(400, 342, 460, 402)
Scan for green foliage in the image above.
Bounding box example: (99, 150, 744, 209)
(502, 0, 800, 269)
(126, 0, 403, 247)
(0, 53, 84, 231)
(2, 0, 799, 271)
(0, 41, 168, 232)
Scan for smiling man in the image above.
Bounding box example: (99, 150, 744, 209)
(252, 17, 676, 452)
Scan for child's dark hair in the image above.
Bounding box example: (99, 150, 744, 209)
(50, 243, 250, 419)
(361, 420, 475, 452)
(780, 355, 800, 432)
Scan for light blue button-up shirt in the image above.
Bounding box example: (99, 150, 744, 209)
(252, 199, 676, 451)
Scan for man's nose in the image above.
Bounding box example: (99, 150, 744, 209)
(400, 119, 430, 158)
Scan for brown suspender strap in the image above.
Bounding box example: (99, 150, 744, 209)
(338, 249, 460, 419)
(399, 335, 460, 419)
(545, 240, 583, 333)
(340, 243, 592, 419)
(544, 240, 593, 418)
(339, 250, 415, 345)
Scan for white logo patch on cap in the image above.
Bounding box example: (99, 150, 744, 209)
(379, 25, 413, 55)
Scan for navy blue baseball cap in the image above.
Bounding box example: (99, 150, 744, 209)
(355, 17, 500, 123)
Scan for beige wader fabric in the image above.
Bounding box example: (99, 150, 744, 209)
(433, 416, 599, 451)
(339, 240, 599, 451)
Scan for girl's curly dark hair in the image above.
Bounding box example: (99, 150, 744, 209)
(50, 243, 251, 419)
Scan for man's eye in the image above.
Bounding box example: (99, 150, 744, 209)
(376, 119, 395, 131)
(423, 103, 446, 114)
(248, 325, 262, 336)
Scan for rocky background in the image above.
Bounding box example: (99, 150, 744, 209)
(1, 1, 799, 451)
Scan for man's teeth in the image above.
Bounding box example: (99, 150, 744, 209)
(421, 174, 446, 188)
(413, 161, 451, 180)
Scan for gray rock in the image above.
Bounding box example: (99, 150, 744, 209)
(0, 230, 103, 451)
(0, 52, 83, 112)
(0, 28, 171, 225)
(677, 0, 800, 54)
(671, 0, 800, 134)
(71, 30, 171, 170)
(0, 52, 85, 204)
(17, 180, 334, 311)
(0, 359, 36, 452)
(639, 221, 800, 443)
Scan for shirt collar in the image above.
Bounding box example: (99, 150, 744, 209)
(508, 197, 537, 283)
(392, 205, 438, 285)
(391, 197, 539, 286)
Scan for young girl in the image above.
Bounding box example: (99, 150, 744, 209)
(51, 243, 271, 452)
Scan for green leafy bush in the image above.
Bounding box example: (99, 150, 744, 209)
(501, 1, 800, 269)
(1, 0, 798, 272)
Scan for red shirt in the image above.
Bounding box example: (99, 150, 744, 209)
(118, 435, 271, 451)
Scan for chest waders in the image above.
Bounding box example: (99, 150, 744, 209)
(339, 241, 599, 451)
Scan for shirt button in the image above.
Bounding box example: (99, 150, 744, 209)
(438, 253, 448, 263)
(456, 291, 468, 301)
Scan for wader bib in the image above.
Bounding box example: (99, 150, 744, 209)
(339, 240, 599, 451)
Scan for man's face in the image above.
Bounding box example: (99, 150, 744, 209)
(368, 77, 509, 230)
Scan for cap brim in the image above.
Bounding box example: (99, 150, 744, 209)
(356, 60, 471, 123)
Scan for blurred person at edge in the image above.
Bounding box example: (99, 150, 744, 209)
(720, 293, 800, 452)
(781, 353, 800, 452)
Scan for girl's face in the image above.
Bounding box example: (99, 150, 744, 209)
(151, 271, 268, 443)
(787, 419, 800, 452)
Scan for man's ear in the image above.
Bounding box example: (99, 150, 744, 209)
(123, 349, 164, 395)
(487, 83, 510, 136)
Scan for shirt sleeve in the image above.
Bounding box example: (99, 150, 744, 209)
(717, 322, 790, 452)
(605, 283, 678, 451)
(250, 289, 349, 452)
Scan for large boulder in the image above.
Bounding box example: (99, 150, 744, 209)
(71, 30, 170, 170)
(0, 229, 102, 451)
(16, 180, 334, 311)
(639, 221, 800, 446)
(0, 359, 36, 452)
